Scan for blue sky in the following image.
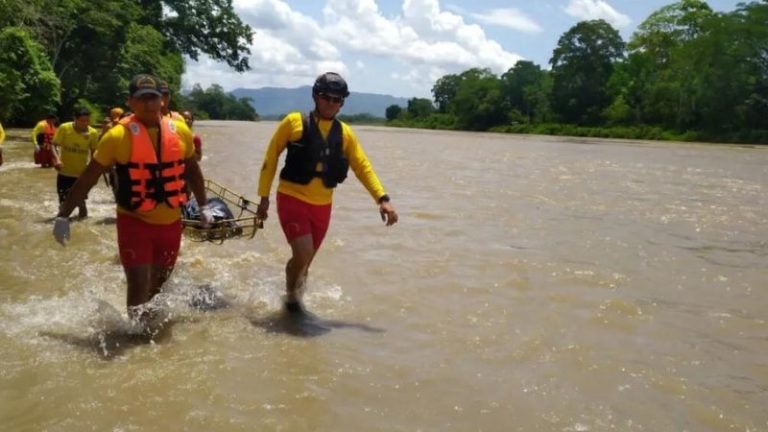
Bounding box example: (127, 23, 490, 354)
(182, 0, 745, 99)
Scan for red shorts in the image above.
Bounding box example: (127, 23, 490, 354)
(116, 213, 182, 268)
(277, 192, 332, 250)
(35, 146, 54, 167)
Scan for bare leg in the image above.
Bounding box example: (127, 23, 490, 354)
(149, 265, 174, 299)
(124, 264, 174, 326)
(285, 234, 316, 306)
(125, 265, 152, 322)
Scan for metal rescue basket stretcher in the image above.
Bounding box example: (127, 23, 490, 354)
(181, 179, 263, 243)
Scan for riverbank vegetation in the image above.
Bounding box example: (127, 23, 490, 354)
(387, 1, 768, 144)
(0, 0, 256, 125)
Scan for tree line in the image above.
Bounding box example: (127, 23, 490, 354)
(387, 0, 768, 144)
(0, 0, 257, 126)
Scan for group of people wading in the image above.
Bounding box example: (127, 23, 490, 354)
(49, 71, 397, 331)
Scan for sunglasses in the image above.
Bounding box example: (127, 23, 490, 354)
(318, 93, 344, 104)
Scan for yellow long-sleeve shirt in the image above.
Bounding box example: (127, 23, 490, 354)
(258, 112, 387, 205)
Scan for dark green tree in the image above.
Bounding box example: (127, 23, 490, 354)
(686, 2, 768, 131)
(625, 0, 714, 127)
(385, 104, 403, 121)
(452, 68, 508, 131)
(406, 98, 435, 118)
(185, 83, 258, 120)
(501, 60, 550, 123)
(0, 0, 253, 119)
(550, 19, 625, 124)
(431, 74, 462, 113)
(139, 0, 253, 72)
(0, 27, 60, 125)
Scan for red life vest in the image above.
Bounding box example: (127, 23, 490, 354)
(41, 121, 56, 146)
(115, 116, 188, 212)
(34, 121, 56, 166)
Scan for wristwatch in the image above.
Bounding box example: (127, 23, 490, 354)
(378, 194, 390, 204)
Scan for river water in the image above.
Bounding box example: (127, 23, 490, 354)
(0, 121, 766, 431)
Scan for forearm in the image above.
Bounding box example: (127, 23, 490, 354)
(185, 158, 207, 206)
(51, 144, 62, 164)
(349, 152, 386, 201)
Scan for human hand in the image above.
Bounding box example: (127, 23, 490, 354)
(379, 202, 398, 226)
(200, 204, 215, 228)
(53, 217, 70, 246)
(256, 197, 269, 221)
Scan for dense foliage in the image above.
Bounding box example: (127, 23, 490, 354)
(388, 0, 768, 144)
(0, 0, 253, 125)
(179, 84, 258, 121)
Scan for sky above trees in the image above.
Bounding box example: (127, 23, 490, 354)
(182, 0, 744, 98)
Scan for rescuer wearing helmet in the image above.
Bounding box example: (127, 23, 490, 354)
(256, 72, 399, 313)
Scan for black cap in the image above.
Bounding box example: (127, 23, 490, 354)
(158, 79, 170, 95)
(129, 74, 161, 98)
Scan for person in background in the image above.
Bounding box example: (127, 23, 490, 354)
(256, 72, 399, 313)
(100, 107, 125, 139)
(31, 114, 58, 168)
(52, 74, 213, 327)
(158, 80, 185, 122)
(182, 110, 202, 161)
(51, 108, 99, 218)
(0, 120, 5, 166)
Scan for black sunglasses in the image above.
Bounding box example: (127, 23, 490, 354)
(318, 93, 344, 104)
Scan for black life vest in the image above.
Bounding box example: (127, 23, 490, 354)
(279, 112, 348, 188)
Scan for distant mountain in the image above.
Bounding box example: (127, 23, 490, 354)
(230, 86, 409, 118)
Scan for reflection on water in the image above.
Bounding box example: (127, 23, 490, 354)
(1, 124, 767, 431)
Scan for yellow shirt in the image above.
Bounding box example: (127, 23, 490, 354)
(52, 122, 99, 177)
(258, 112, 386, 205)
(94, 118, 195, 224)
(0, 122, 5, 146)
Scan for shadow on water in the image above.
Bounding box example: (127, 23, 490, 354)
(37, 216, 93, 224)
(94, 216, 117, 225)
(38, 322, 174, 360)
(249, 307, 386, 338)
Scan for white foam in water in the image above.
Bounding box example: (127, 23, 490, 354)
(0, 291, 117, 340)
(0, 244, 349, 360)
(0, 160, 40, 172)
(0, 197, 56, 219)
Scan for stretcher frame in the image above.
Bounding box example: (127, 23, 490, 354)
(181, 179, 263, 243)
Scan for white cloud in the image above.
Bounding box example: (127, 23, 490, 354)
(471, 8, 543, 33)
(563, 0, 632, 29)
(183, 0, 524, 97)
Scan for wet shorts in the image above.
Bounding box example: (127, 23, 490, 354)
(277, 192, 332, 250)
(117, 213, 182, 268)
